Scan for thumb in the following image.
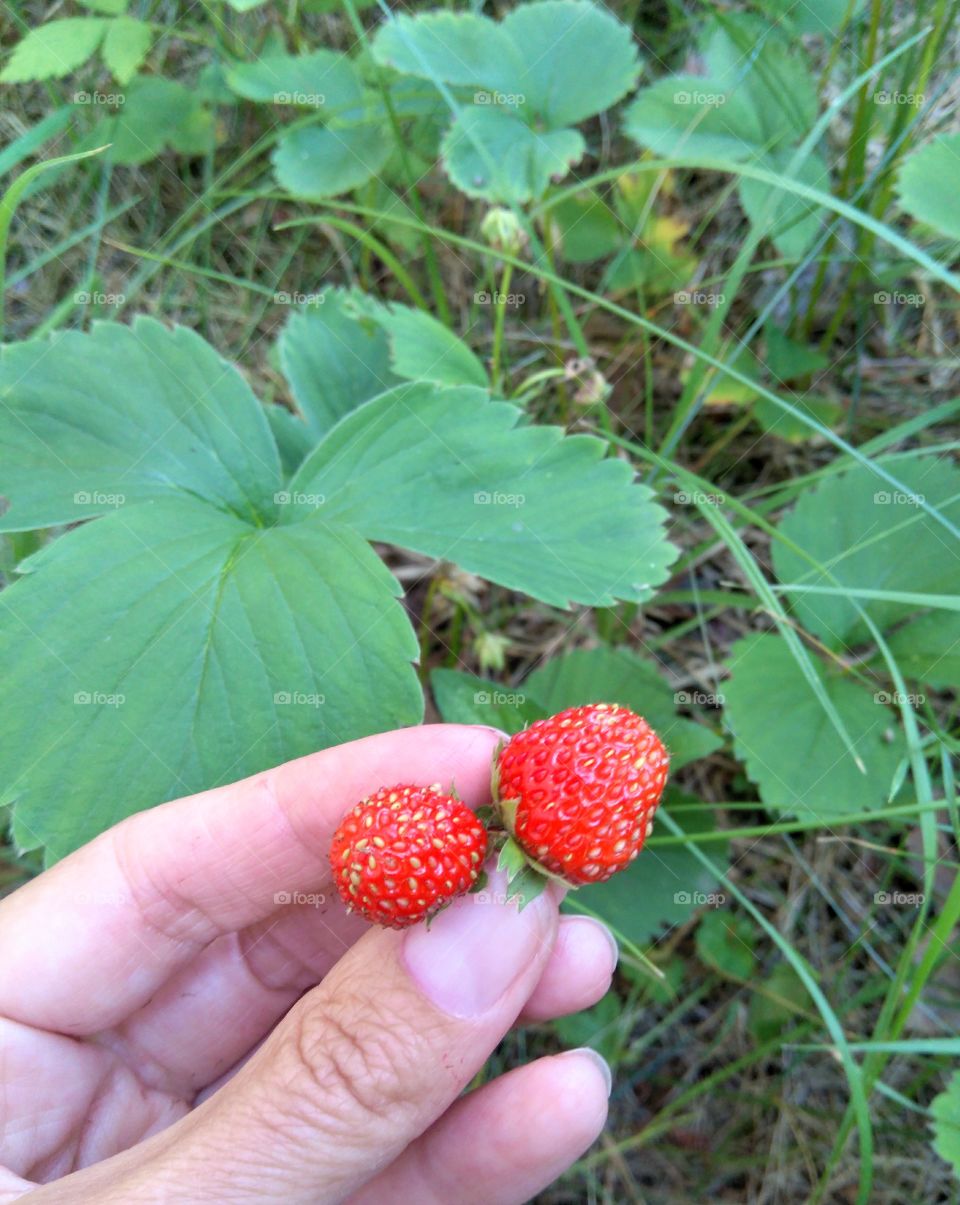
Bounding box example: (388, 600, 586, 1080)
(65, 881, 560, 1203)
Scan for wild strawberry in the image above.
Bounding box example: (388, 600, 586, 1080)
(330, 784, 487, 928)
(494, 703, 669, 886)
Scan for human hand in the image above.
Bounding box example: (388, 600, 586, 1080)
(0, 725, 616, 1203)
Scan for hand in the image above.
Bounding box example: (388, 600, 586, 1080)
(0, 725, 616, 1203)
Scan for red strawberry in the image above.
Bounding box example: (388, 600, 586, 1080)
(495, 703, 669, 886)
(330, 783, 487, 928)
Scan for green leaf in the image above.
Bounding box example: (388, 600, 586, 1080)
(552, 991, 622, 1062)
(101, 17, 152, 85)
(278, 290, 400, 443)
(0, 318, 281, 531)
(772, 454, 960, 647)
(430, 668, 545, 733)
(0, 19, 105, 83)
(897, 133, 960, 240)
(748, 962, 809, 1040)
(764, 323, 830, 382)
(883, 610, 960, 690)
(288, 383, 677, 608)
(523, 646, 723, 770)
(265, 403, 316, 478)
(738, 149, 830, 258)
(572, 796, 729, 945)
(442, 107, 585, 204)
(500, 0, 641, 126)
(753, 394, 842, 442)
(550, 190, 623, 263)
(0, 106, 75, 178)
(1, 497, 422, 863)
(625, 75, 768, 162)
(98, 76, 215, 163)
(696, 910, 758, 980)
(931, 1070, 960, 1180)
(751, 0, 862, 35)
(272, 119, 391, 198)
(224, 0, 268, 10)
(372, 11, 523, 92)
(723, 633, 905, 816)
(226, 49, 363, 111)
(345, 291, 488, 388)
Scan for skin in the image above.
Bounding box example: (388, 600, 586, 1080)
(0, 725, 616, 1203)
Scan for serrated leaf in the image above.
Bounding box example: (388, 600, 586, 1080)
(696, 910, 758, 979)
(272, 119, 391, 198)
(101, 17, 151, 84)
(897, 133, 960, 240)
(1, 497, 422, 863)
(288, 383, 677, 608)
(431, 668, 546, 733)
(523, 645, 723, 770)
(625, 76, 768, 161)
(772, 454, 960, 648)
(277, 290, 400, 446)
(345, 291, 488, 388)
(372, 11, 523, 91)
(443, 107, 584, 204)
(571, 795, 729, 945)
(97, 76, 215, 163)
(723, 633, 905, 816)
(0, 19, 105, 83)
(738, 149, 830, 258)
(500, 0, 641, 126)
(931, 1070, 960, 1180)
(764, 323, 830, 382)
(226, 49, 363, 111)
(0, 318, 281, 532)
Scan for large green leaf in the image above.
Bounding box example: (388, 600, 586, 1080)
(101, 17, 152, 85)
(272, 119, 392, 199)
(442, 107, 585, 204)
(931, 1070, 960, 1180)
(897, 133, 960, 241)
(625, 75, 768, 161)
(97, 76, 216, 162)
(289, 383, 677, 608)
(723, 634, 905, 817)
(372, 11, 523, 92)
(773, 455, 960, 648)
(0, 317, 281, 531)
(277, 290, 400, 442)
(1, 497, 421, 863)
(431, 668, 545, 733)
(738, 148, 829, 258)
(883, 611, 960, 691)
(226, 49, 363, 111)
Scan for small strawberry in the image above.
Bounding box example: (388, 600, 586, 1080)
(494, 703, 669, 887)
(330, 783, 487, 928)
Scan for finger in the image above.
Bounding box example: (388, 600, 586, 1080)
(0, 724, 503, 1034)
(349, 1049, 611, 1205)
(105, 907, 616, 1097)
(520, 915, 618, 1022)
(28, 880, 562, 1202)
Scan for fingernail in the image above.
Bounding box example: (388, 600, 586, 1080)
(562, 1047, 613, 1097)
(570, 916, 620, 970)
(404, 879, 554, 1017)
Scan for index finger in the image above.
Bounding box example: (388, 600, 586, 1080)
(0, 723, 503, 1034)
